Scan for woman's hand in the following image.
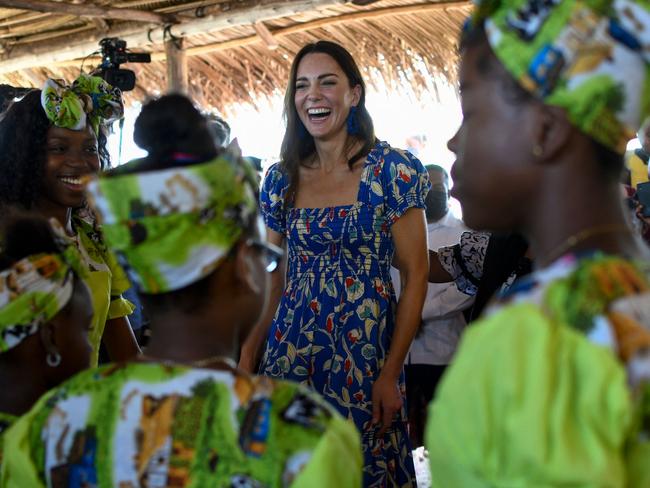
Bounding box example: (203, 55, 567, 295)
(371, 371, 403, 438)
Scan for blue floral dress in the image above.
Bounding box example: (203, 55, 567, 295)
(259, 141, 430, 487)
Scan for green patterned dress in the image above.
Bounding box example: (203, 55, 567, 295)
(0, 362, 362, 487)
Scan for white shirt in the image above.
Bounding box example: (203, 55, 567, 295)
(391, 212, 474, 365)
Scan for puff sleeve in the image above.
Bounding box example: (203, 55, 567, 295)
(260, 163, 290, 235)
(380, 146, 430, 225)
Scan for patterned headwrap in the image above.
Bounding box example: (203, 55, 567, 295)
(41, 74, 124, 134)
(0, 221, 88, 353)
(466, 0, 650, 154)
(86, 151, 259, 294)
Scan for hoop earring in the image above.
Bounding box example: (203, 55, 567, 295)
(46, 351, 61, 368)
(347, 106, 359, 136)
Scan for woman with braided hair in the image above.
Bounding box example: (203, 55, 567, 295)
(0, 76, 139, 365)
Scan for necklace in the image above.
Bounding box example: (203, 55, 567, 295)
(137, 353, 238, 371)
(541, 223, 633, 266)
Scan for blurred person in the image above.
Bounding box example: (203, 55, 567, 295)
(0, 216, 92, 464)
(0, 94, 362, 487)
(626, 118, 650, 188)
(426, 1, 650, 486)
(391, 164, 473, 448)
(0, 76, 139, 365)
(240, 40, 430, 486)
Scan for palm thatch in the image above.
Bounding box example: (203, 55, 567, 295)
(0, 0, 470, 114)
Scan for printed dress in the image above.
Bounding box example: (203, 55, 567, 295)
(72, 208, 134, 366)
(259, 141, 430, 487)
(0, 362, 362, 487)
(427, 252, 650, 486)
(0, 412, 17, 468)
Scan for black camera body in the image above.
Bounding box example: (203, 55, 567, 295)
(96, 38, 151, 92)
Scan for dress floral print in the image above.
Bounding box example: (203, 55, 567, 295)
(259, 141, 430, 487)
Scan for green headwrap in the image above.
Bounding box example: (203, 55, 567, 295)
(40, 74, 124, 134)
(467, 0, 650, 153)
(0, 221, 88, 353)
(86, 151, 259, 294)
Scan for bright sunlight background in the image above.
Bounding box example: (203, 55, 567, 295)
(108, 81, 465, 216)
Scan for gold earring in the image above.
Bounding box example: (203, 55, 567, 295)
(532, 145, 543, 157)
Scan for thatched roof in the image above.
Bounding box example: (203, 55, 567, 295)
(0, 0, 470, 114)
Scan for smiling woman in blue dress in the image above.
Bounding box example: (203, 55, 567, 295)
(240, 41, 430, 487)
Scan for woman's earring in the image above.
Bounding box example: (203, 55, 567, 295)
(46, 351, 62, 368)
(532, 144, 543, 157)
(347, 106, 359, 135)
(298, 120, 309, 140)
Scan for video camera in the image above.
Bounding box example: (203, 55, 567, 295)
(96, 38, 151, 92)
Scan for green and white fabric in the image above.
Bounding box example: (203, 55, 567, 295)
(86, 151, 258, 294)
(0, 362, 363, 487)
(0, 222, 87, 353)
(468, 0, 650, 153)
(40, 74, 123, 133)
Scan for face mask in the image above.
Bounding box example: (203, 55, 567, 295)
(425, 191, 448, 222)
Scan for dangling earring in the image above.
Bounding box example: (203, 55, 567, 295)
(347, 106, 359, 136)
(532, 144, 543, 157)
(298, 120, 309, 140)
(46, 351, 61, 368)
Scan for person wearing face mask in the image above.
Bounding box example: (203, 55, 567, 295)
(391, 165, 473, 448)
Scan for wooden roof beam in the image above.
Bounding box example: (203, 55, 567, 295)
(0, 0, 343, 74)
(0, 0, 177, 24)
(254, 21, 278, 50)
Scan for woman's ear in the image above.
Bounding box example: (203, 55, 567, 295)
(39, 322, 62, 368)
(530, 103, 573, 162)
(234, 241, 262, 295)
(351, 84, 362, 107)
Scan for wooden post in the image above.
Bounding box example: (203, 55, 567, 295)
(165, 37, 187, 94)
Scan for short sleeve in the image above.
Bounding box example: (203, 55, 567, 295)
(426, 303, 632, 487)
(437, 231, 490, 296)
(380, 147, 431, 224)
(260, 163, 290, 234)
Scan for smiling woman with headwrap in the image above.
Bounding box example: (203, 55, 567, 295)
(426, 0, 650, 485)
(0, 75, 140, 365)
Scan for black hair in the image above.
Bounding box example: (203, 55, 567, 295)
(0, 214, 60, 268)
(280, 41, 376, 205)
(460, 24, 623, 180)
(113, 94, 257, 314)
(425, 164, 449, 183)
(0, 90, 111, 211)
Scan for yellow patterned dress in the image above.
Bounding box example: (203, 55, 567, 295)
(427, 252, 650, 487)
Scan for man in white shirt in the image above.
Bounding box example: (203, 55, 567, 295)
(392, 164, 474, 447)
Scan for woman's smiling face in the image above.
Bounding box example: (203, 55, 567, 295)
(40, 124, 101, 210)
(293, 52, 361, 142)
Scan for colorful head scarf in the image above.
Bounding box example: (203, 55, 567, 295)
(40, 74, 124, 134)
(0, 221, 88, 353)
(86, 151, 259, 294)
(466, 0, 650, 154)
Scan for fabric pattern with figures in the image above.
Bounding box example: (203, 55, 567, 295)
(259, 140, 430, 487)
(0, 362, 362, 487)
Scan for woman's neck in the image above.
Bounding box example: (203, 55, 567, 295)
(33, 200, 74, 235)
(142, 311, 240, 368)
(526, 176, 648, 267)
(313, 130, 356, 172)
(0, 364, 48, 417)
